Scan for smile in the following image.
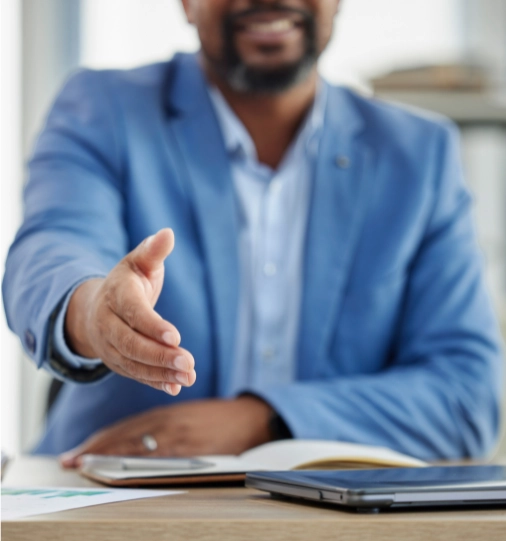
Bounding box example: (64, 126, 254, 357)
(245, 19, 296, 34)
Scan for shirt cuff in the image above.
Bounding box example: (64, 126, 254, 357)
(53, 281, 103, 368)
(45, 277, 111, 384)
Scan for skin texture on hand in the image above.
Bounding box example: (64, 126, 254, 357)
(65, 229, 196, 396)
(60, 396, 274, 468)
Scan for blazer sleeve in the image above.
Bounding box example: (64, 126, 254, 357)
(2, 69, 128, 373)
(248, 124, 504, 461)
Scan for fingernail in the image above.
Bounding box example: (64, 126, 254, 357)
(174, 355, 188, 371)
(144, 235, 154, 247)
(162, 331, 180, 347)
(164, 383, 181, 396)
(175, 372, 188, 385)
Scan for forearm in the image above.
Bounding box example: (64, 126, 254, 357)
(253, 352, 502, 461)
(3, 230, 113, 366)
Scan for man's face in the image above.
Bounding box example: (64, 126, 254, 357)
(182, 1, 340, 93)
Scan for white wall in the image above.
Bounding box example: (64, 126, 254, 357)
(464, 0, 506, 85)
(1, 0, 23, 456)
(81, 0, 198, 68)
(462, 129, 506, 321)
(322, 0, 462, 86)
(81, 0, 462, 88)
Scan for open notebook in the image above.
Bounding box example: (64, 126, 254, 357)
(80, 439, 427, 486)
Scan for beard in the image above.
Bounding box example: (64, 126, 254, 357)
(217, 6, 318, 94)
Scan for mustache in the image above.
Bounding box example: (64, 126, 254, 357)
(226, 5, 313, 25)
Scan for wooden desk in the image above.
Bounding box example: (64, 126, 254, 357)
(3, 456, 506, 541)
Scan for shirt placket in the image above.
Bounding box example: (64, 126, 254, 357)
(211, 82, 325, 394)
(251, 169, 288, 387)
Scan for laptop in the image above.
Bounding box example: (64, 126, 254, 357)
(245, 465, 506, 512)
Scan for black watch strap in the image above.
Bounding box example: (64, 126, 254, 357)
(268, 411, 293, 441)
(46, 299, 111, 384)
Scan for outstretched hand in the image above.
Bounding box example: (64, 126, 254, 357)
(65, 229, 196, 395)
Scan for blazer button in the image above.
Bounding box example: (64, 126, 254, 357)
(24, 329, 36, 355)
(336, 155, 350, 169)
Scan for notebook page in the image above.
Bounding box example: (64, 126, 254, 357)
(240, 440, 427, 470)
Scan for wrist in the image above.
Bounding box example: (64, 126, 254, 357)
(65, 279, 104, 358)
(236, 395, 274, 446)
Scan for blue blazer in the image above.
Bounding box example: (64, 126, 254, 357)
(3, 54, 503, 459)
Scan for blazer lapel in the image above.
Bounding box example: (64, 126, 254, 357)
(165, 55, 240, 396)
(298, 86, 374, 378)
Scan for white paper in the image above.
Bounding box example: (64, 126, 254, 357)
(1, 486, 183, 520)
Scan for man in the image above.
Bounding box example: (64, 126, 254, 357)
(3, 0, 503, 465)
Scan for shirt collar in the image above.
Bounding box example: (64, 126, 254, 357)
(207, 81, 327, 164)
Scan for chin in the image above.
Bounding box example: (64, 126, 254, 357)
(225, 56, 316, 94)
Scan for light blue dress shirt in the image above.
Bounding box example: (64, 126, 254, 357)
(52, 83, 327, 394)
(207, 86, 326, 395)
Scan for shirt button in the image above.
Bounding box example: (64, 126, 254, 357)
(262, 348, 275, 361)
(24, 329, 36, 355)
(263, 262, 277, 276)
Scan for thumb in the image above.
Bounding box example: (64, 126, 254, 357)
(130, 228, 175, 276)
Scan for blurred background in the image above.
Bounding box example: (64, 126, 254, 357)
(1, 0, 506, 457)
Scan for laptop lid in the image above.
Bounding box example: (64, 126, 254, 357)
(246, 466, 506, 512)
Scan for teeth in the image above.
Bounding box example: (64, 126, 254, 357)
(247, 19, 294, 33)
